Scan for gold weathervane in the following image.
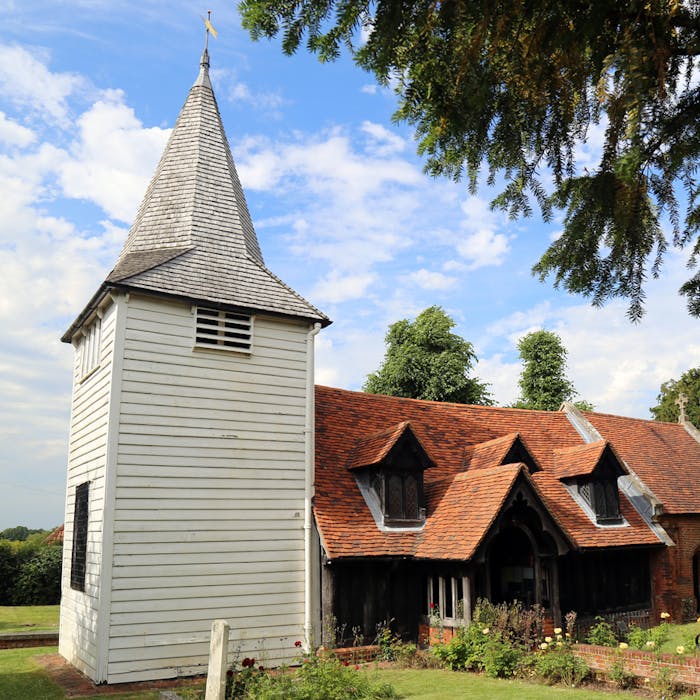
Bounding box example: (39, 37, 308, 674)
(202, 10, 218, 50)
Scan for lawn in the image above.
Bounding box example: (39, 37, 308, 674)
(0, 605, 59, 633)
(656, 620, 700, 655)
(378, 668, 697, 699)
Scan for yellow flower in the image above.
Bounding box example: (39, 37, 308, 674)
(697, 616, 700, 624)
(554, 627, 562, 635)
(545, 636, 553, 643)
(660, 612, 670, 619)
(540, 642, 548, 650)
(646, 640, 655, 648)
(482, 627, 490, 635)
(676, 645, 685, 655)
(619, 642, 629, 650)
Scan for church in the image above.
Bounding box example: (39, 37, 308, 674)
(59, 47, 700, 684)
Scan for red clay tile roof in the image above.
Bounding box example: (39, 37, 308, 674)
(551, 441, 627, 479)
(346, 421, 436, 471)
(584, 412, 700, 514)
(314, 386, 666, 561)
(467, 432, 542, 473)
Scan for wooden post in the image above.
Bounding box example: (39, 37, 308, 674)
(205, 619, 229, 700)
(462, 576, 472, 625)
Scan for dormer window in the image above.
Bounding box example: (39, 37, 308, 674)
(578, 479, 622, 524)
(372, 467, 423, 524)
(555, 441, 627, 526)
(348, 421, 435, 528)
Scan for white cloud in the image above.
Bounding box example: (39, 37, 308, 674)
(457, 228, 511, 269)
(361, 84, 378, 95)
(0, 43, 84, 124)
(0, 111, 35, 147)
(211, 68, 285, 113)
(312, 270, 377, 304)
(57, 91, 170, 222)
(361, 120, 406, 156)
(409, 268, 456, 291)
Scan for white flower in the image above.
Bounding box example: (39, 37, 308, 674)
(553, 627, 562, 635)
(646, 640, 655, 648)
(619, 642, 629, 650)
(482, 627, 490, 635)
(660, 612, 671, 620)
(676, 645, 685, 655)
(545, 636, 553, 643)
(540, 642, 548, 650)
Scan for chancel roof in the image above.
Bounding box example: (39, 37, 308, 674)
(63, 49, 328, 342)
(313, 387, 682, 561)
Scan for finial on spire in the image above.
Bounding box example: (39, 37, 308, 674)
(194, 11, 216, 89)
(676, 392, 689, 423)
(203, 10, 218, 51)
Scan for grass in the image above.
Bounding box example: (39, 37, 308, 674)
(0, 644, 697, 699)
(656, 620, 700, 655)
(0, 645, 63, 700)
(0, 605, 59, 633)
(378, 667, 699, 699)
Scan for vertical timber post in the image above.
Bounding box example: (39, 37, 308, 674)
(205, 619, 229, 700)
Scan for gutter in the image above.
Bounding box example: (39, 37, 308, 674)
(303, 322, 321, 651)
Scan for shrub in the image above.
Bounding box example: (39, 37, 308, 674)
(431, 622, 488, 671)
(609, 658, 636, 689)
(223, 652, 398, 700)
(13, 545, 63, 605)
(534, 645, 589, 687)
(586, 617, 617, 647)
(482, 632, 525, 678)
(471, 598, 544, 648)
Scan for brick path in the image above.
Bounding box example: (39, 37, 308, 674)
(34, 654, 204, 698)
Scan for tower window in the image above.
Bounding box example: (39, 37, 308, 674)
(195, 307, 253, 353)
(70, 482, 89, 592)
(79, 318, 101, 380)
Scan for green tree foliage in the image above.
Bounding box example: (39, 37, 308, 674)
(650, 366, 700, 427)
(0, 536, 63, 605)
(12, 546, 63, 606)
(513, 330, 586, 411)
(363, 306, 492, 405)
(240, 0, 700, 319)
(0, 526, 46, 542)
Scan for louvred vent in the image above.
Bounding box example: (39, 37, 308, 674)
(195, 307, 253, 353)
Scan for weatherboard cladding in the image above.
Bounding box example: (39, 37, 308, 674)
(314, 386, 669, 562)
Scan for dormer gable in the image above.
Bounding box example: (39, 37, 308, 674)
(348, 421, 435, 527)
(554, 441, 627, 525)
(468, 432, 542, 474)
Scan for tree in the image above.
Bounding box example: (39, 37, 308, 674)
(513, 330, 589, 411)
(650, 367, 700, 428)
(240, 0, 700, 319)
(363, 305, 492, 404)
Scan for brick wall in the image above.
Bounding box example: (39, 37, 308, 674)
(332, 645, 381, 663)
(0, 632, 58, 649)
(653, 514, 700, 622)
(574, 644, 700, 688)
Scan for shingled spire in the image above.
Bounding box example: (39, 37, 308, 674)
(63, 49, 328, 341)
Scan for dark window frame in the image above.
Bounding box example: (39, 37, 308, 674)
(70, 482, 89, 592)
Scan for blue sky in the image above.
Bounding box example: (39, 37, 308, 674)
(0, 1, 698, 530)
